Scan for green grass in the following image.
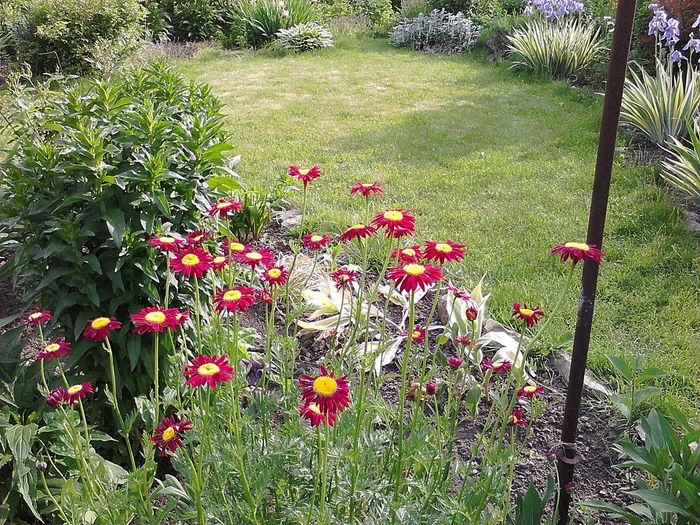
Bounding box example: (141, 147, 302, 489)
(177, 35, 700, 411)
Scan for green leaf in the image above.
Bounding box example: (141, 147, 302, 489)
(632, 386, 663, 406)
(607, 355, 634, 381)
(104, 208, 126, 249)
(638, 367, 667, 381)
(208, 175, 242, 191)
(627, 489, 694, 517)
(581, 501, 641, 525)
(153, 192, 171, 218)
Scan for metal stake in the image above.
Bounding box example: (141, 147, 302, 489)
(556, 2, 636, 524)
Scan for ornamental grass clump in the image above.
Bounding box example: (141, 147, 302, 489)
(661, 119, 700, 203)
(389, 9, 481, 54)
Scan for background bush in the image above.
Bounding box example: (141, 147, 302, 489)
(389, 9, 481, 53)
(0, 64, 237, 405)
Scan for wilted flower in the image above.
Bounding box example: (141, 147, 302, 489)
(65, 382, 94, 404)
(150, 416, 193, 456)
(23, 309, 52, 326)
(236, 248, 275, 269)
(509, 407, 528, 427)
(303, 234, 331, 250)
(184, 355, 234, 388)
(350, 182, 383, 197)
(331, 268, 358, 290)
(454, 335, 476, 347)
(256, 288, 274, 304)
(36, 337, 71, 361)
(448, 356, 463, 369)
(208, 198, 243, 217)
(262, 266, 289, 286)
(465, 306, 478, 321)
(405, 325, 426, 344)
(391, 245, 423, 264)
(83, 317, 121, 342)
(46, 387, 68, 408)
(447, 284, 471, 301)
(407, 381, 423, 402)
(131, 307, 177, 334)
(288, 165, 321, 186)
(171, 247, 213, 278)
(424, 240, 465, 264)
(387, 263, 442, 293)
(518, 384, 545, 398)
(512, 303, 545, 328)
(482, 358, 512, 373)
(298, 365, 350, 415)
(299, 402, 336, 427)
(550, 242, 604, 265)
(149, 235, 184, 252)
(340, 223, 376, 243)
(214, 287, 256, 313)
(372, 209, 416, 238)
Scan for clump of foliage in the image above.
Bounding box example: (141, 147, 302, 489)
(232, 0, 319, 47)
(157, 0, 239, 41)
(4, 0, 146, 75)
(661, 119, 700, 203)
(389, 9, 481, 53)
(0, 64, 238, 401)
(507, 18, 603, 79)
(275, 23, 335, 51)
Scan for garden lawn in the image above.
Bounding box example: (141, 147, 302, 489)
(177, 35, 700, 413)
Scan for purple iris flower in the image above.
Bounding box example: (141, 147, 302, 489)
(671, 50, 686, 63)
(684, 38, 700, 53)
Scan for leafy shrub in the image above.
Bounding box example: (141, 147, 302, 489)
(425, 0, 505, 20)
(661, 120, 700, 203)
(507, 18, 603, 79)
(234, 0, 319, 47)
(389, 9, 481, 53)
(0, 64, 237, 401)
(7, 0, 146, 75)
(160, 0, 238, 41)
(275, 23, 335, 51)
(621, 59, 700, 146)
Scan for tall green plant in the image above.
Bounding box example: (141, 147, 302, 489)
(234, 0, 319, 47)
(661, 118, 700, 203)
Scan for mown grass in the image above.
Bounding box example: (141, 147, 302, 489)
(177, 34, 700, 412)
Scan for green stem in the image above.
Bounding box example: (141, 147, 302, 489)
(319, 417, 330, 520)
(154, 331, 160, 425)
(193, 276, 203, 354)
(526, 264, 576, 350)
(105, 338, 137, 471)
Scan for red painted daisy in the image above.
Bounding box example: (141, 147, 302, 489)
(350, 182, 383, 197)
(214, 287, 256, 313)
(222, 239, 248, 255)
(331, 268, 358, 290)
(36, 337, 71, 361)
(131, 307, 177, 335)
(298, 366, 350, 415)
(183, 355, 234, 388)
(518, 384, 545, 398)
(171, 247, 213, 278)
(340, 224, 377, 243)
(299, 402, 337, 427)
(509, 407, 528, 427)
(424, 240, 466, 264)
(288, 165, 321, 186)
(482, 358, 512, 374)
(211, 254, 231, 271)
(65, 382, 94, 404)
(262, 266, 289, 287)
(150, 415, 193, 456)
(172, 309, 190, 327)
(550, 242, 604, 266)
(302, 234, 331, 251)
(208, 198, 243, 217)
(386, 263, 442, 293)
(256, 288, 274, 305)
(512, 303, 545, 328)
(148, 235, 184, 253)
(372, 209, 416, 238)
(454, 335, 476, 348)
(186, 229, 213, 245)
(405, 325, 426, 344)
(448, 356, 464, 369)
(465, 306, 478, 321)
(46, 387, 68, 408)
(391, 245, 423, 264)
(447, 284, 471, 302)
(83, 317, 121, 342)
(236, 248, 275, 269)
(22, 309, 52, 326)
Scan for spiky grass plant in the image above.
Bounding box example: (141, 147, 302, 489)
(661, 119, 700, 203)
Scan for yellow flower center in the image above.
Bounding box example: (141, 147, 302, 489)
(350, 224, 365, 230)
(524, 385, 538, 394)
(246, 252, 263, 260)
(213, 256, 226, 264)
(510, 415, 519, 424)
(519, 308, 534, 316)
(29, 312, 43, 320)
(310, 235, 323, 242)
(223, 290, 242, 301)
(229, 242, 245, 252)
(145, 311, 166, 324)
(197, 363, 220, 376)
(308, 402, 322, 414)
(216, 202, 230, 209)
(299, 168, 311, 176)
(67, 385, 82, 395)
(159, 236, 175, 244)
(193, 235, 203, 241)
(313, 376, 338, 397)
(383, 210, 404, 222)
(361, 183, 374, 188)
(435, 243, 452, 253)
(91, 317, 111, 329)
(403, 264, 425, 276)
(268, 268, 282, 279)
(162, 427, 176, 441)
(45, 343, 61, 353)
(341, 274, 350, 281)
(412, 330, 421, 339)
(564, 242, 589, 251)
(402, 248, 416, 256)
(181, 254, 200, 266)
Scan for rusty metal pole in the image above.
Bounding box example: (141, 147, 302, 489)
(555, 2, 636, 524)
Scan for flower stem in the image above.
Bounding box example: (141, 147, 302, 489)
(154, 331, 160, 425)
(105, 338, 137, 471)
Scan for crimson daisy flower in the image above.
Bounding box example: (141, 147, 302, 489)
(350, 182, 383, 197)
(22, 309, 52, 326)
(447, 284, 471, 301)
(150, 415, 193, 456)
(386, 263, 442, 293)
(83, 317, 121, 342)
(509, 407, 528, 427)
(405, 325, 426, 344)
(208, 198, 243, 217)
(465, 306, 478, 321)
(372, 209, 416, 238)
(211, 254, 231, 271)
(222, 239, 248, 255)
(186, 229, 213, 245)
(148, 235, 184, 253)
(340, 224, 376, 243)
(391, 245, 423, 264)
(518, 384, 545, 398)
(36, 337, 71, 361)
(512, 303, 545, 328)
(302, 234, 331, 251)
(172, 309, 190, 327)
(46, 387, 68, 408)
(299, 402, 337, 427)
(424, 240, 466, 264)
(256, 288, 274, 305)
(131, 307, 177, 335)
(214, 287, 256, 313)
(288, 165, 321, 186)
(236, 248, 275, 269)
(331, 268, 358, 290)
(262, 266, 289, 287)
(298, 366, 350, 415)
(550, 242, 604, 266)
(171, 247, 213, 278)
(448, 356, 464, 369)
(183, 355, 234, 388)
(65, 382, 94, 404)
(454, 335, 476, 348)
(482, 358, 512, 374)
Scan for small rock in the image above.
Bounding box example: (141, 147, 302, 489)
(276, 209, 302, 229)
(549, 349, 614, 398)
(684, 211, 700, 232)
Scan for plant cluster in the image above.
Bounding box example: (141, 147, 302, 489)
(275, 23, 335, 52)
(389, 9, 481, 53)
